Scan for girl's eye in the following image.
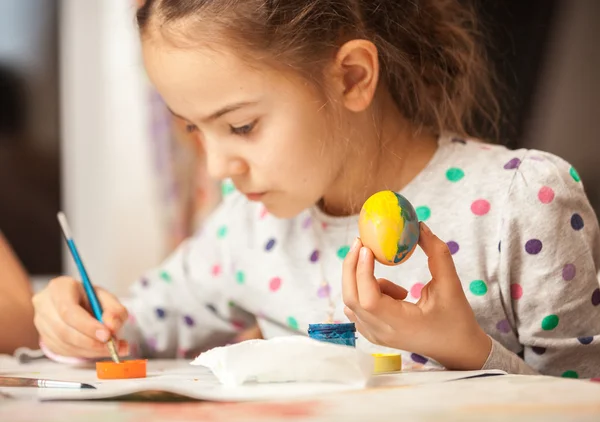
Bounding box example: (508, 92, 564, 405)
(230, 121, 256, 136)
(185, 124, 198, 133)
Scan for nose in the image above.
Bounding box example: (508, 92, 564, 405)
(204, 146, 248, 181)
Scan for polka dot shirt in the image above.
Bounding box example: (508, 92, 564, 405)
(120, 134, 600, 378)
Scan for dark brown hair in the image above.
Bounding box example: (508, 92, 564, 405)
(137, 0, 500, 140)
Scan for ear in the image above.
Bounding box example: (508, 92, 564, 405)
(331, 40, 380, 113)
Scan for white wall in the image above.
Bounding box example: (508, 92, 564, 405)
(60, 0, 166, 296)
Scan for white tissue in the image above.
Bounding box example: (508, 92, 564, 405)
(191, 336, 374, 386)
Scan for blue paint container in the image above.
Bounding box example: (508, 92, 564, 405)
(308, 323, 356, 347)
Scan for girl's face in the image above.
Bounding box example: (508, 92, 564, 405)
(143, 38, 350, 218)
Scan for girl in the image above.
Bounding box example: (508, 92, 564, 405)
(33, 0, 600, 378)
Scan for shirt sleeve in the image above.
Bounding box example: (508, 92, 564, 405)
(494, 151, 600, 378)
(118, 194, 256, 359)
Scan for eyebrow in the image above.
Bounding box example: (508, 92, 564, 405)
(167, 101, 258, 123)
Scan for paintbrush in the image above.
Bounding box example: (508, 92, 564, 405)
(57, 212, 121, 364)
(0, 376, 95, 389)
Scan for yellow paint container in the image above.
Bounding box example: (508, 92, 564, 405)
(372, 353, 402, 374)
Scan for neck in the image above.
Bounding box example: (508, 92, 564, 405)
(319, 95, 439, 217)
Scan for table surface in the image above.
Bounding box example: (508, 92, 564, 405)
(1, 356, 599, 422)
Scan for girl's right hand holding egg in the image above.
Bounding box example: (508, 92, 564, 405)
(32, 276, 129, 359)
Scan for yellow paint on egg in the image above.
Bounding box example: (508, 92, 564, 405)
(358, 190, 420, 266)
(361, 191, 405, 262)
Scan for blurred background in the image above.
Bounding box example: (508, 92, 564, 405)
(0, 0, 598, 295)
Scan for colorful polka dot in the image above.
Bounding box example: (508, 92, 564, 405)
(410, 283, 424, 299)
(228, 300, 236, 307)
(511, 284, 523, 300)
(217, 225, 228, 238)
(337, 245, 350, 259)
(416, 206, 431, 221)
(221, 180, 236, 195)
(541, 314, 559, 331)
(147, 337, 157, 351)
(531, 346, 546, 355)
(562, 370, 579, 379)
(159, 270, 172, 283)
(269, 277, 282, 292)
(140, 277, 149, 287)
(259, 207, 269, 219)
(236, 270, 245, 284)
(446, 241, 459, 255)
(155, 308, 166, 319)
(504, 158, 521, 170)
(265, 238, 276, 251)
(128, 314, 136, 324)
(211, 264, 222, 276)
(525, 239, 543, 255)
(570, 167, 581, 182)
(302, 216, 312, 229)
(592, 288, 600, 306)
(471, 199, 491, 216)
(310, 250, 320, 263)
(287, 316, 299, 330)
(317, 284, 331, 298)
(498, 241, 501, 252)
(183, 315, 195, 327)
(446, 167, 465, 182)
(451, 137, 466, 145)
(469, 280, 488, 296)
(578, 336, 593, 345)
(231, 320, 245, 330)
(571, 213, 584, 231)
(496, 319, 511, 334)
(411, 353, 428, 364)
(538, 186, 555, 204)
(562, 264, 576, 281)
(206, 304, 217, 314)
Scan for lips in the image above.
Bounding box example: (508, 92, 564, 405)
(244, 192, 266, 201)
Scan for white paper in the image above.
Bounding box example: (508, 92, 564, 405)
(192, 336, 374, 386)
(0, 355, 507, 403)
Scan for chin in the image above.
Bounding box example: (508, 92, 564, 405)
(262, 197, 309, 219)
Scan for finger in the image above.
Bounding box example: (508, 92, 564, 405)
(44, 304, 120, 357)
(97, 289, 128, 332)
(49, 278, 112, 343)
(354, 318, 379, 345)
(418, 223, 461, 289)
(356, 247, 382, 313)
(40, 314, 129, 359)
(378, 279, 408, 300)
(342, 238, 362, 309)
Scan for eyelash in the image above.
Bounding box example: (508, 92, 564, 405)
(230, 121, 256, 136)
(184, 121, 256, 136)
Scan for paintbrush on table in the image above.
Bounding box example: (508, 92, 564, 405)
(0, 376, 95, 389)
(57, 212, 121, 364)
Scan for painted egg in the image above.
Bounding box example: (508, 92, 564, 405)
(358, 190, 419, 266)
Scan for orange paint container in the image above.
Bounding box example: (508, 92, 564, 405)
(96, 359, 147, 379)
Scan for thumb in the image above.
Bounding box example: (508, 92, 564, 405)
(97, 288, 128, 333)
(418, 223, 461, 291)
(378, 279, 409, 300)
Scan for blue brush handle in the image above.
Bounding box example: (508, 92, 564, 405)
(65, 239, 103, 321)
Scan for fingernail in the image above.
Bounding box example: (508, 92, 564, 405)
(421, 222, 431, 234)
(351, 237, 361, 252)
(359, 247, 368, 262)
(96, 329, 110, 343)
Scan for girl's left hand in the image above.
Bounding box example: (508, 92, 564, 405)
(342, 222, 491, 370)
